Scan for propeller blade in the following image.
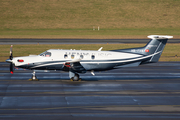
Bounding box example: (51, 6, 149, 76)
(9, 45, 14, 74)
(10, 63, 14, 74)
(9, 45, 13, 60)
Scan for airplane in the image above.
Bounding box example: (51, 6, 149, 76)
(6, 35, 173, 81)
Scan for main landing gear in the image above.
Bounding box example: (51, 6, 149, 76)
(29, 70, 39, 81)
(69, 71, 81, 81)
(28, 70, 81, 81)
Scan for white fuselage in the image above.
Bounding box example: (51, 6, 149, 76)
(12, 49, 143, 71)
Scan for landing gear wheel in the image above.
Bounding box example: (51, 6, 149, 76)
(73, 74, 79, 81)
(71, 74, 81, 81)
(29, 76, 38, 81)
(29, 71, 39, 81)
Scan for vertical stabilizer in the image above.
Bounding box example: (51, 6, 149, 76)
(144, 35, 173, 63)
(111, 35, 173, 63)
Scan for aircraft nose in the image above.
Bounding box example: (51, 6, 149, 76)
(6, 59, 12, 63)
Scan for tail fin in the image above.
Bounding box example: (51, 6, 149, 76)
(111, 35, 173, 63)
(143, 35, 173, 63)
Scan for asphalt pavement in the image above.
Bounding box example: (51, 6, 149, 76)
(0, 62, 180, 120)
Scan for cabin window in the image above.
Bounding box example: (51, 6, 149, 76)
(64, 54, 68, 59)
(80, 55, 83, 59)
(71, 55, 74, 59)
(91, 55, 95, 59)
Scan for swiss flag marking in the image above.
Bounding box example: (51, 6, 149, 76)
(145, 49, 149, 52)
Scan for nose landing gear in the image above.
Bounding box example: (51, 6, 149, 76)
(29, 71, 39, 81)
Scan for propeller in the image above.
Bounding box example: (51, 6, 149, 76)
(10, 45, 13, 59)
(10, 62, 14, 74)
(9, 45, 14, 74)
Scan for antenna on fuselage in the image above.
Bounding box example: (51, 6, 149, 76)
(98, 47, 103, 51)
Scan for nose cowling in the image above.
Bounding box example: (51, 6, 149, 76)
(6, 59, 12, 63)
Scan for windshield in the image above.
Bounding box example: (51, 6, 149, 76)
(39, 51, 51, 57)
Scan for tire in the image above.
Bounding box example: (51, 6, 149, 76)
(72, 74, 79, 81)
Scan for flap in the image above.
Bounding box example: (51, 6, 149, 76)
(71, 62, 86, 73)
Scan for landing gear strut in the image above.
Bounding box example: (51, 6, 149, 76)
(29, 70, 38, 81)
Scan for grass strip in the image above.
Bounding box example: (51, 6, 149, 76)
(0, 28, 180, 39)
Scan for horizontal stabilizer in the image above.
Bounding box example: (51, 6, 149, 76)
(148, 35, 173, 39)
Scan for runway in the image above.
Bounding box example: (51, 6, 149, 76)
(0, 62, 180, 120)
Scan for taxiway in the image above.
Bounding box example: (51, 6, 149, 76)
(0, 38, 180, 44)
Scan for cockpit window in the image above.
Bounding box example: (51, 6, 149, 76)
(39, 51, 46, 56)
(39, 51, 51, 57)
(45, 52, 51, 57)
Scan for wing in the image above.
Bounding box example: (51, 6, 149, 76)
(70, 62, 86, 73)
(62, 59, 86, 73)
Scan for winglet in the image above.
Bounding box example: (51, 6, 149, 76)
(148, 35, 173, 39)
